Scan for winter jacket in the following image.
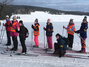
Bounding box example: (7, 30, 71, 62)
(67, 23, 76, 35)
(4, 19, 11, 31)
(32, 23, 40, 36)
(76, 23, 88, 38)
(45, 23, 53, 36)
(16, 25, 27, 39)
(57, 35, 67, 56)
(10, 20, 19, 36)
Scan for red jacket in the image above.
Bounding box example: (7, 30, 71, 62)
(4, 19, 11, 31)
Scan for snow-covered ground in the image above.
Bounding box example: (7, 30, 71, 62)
(0, 11, 89, 67)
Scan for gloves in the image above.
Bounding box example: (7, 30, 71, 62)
(15, 29, 18, 32)
(43, 27, 46, 30)
(10, 23, 12, 27)
(31, 25, 34, 29)
(75, 31, 79, 33)
(48, 28, 51, 32)
(63, 26, 65, 28)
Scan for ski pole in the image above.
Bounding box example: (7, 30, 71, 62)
(76, 33, 85, 43)
(31, 28, 33, 45)
(62, 28, 64, 36)
(43, 29, 45, 48)
(0, 26, 5, 44)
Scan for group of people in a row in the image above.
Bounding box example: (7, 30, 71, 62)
(3, 15, 88, 57)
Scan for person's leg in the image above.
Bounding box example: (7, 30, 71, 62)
(47, 36, 50, 49)
(68, 34, 74, 48)
(13, 36, 18, 50)
(81, 38, 86, 53)
(48, 36, 53, 49)
(34, 36, 39, 46)
(6, 31, 11, 45)
(54, 43, 59, 54)
(20, 37, 27, 53)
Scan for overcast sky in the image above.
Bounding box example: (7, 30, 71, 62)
(14, 0, 89, 12)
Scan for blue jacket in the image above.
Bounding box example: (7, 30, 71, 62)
(57, 35, 67, 56)
(45, 23, 53, 36)
(77, 23, 88, 38)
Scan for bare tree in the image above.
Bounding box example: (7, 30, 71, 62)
(0, 0, 14, 18)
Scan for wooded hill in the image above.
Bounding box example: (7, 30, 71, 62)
(0, 5, 89, 20)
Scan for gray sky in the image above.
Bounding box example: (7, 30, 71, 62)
(14, 0, 89, 12)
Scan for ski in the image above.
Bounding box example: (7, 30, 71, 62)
(64, 54, 89, 59)
(15, 53, 38, 57)
(66, 50, 89, 54)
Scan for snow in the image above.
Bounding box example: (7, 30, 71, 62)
(0, 11, 89, 67)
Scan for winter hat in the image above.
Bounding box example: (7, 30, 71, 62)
(19, 20, 23, 24)
(35, 19, 38, 23)
(70, 19, 73, 21)
(13, 16, 17, 19)
(84, 16, 87, 19)
(56, 33, 61, 37)
(83, 18, 86, 21)
(47, 19, 51, 22)
(6, 15, 9, 18)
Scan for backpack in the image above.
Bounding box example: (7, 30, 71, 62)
(24, 27, 29, 38)
(62, 37, 70, 45)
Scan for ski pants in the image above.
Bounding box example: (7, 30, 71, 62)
(20, 37, 27, 53)
(34, 36, 39, 46)
(6, 31, 11, 45)
(47, 36, 53, 49)
(68, 34, 74, 48)
(12, 36, 18, 49)
(81, 38, 86, 53)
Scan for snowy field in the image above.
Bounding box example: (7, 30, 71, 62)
(0, 11, 89, 67)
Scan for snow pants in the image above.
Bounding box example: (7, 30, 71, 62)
(47, 36, 53, 49)
(12, 36, 18, 50)
(34, 36, 39, 46)
(20, 37, 27, 53)
(81, 38, 86, 53)
(68, 34, 74, 48)
(6, 31, 11, 45)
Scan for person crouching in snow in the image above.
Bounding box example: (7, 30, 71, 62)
(63, 19, 76, 50)
(75, 18, 88, 53)
(32, 19, 39, 48)
(43, 19, 53, 51)
(56, 34, 67, 57)
(16, 20, 28, 54)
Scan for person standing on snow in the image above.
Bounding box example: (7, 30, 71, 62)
(3, 15, 11, 46)
(10, 16, 19, 51)
(63, 19, 76, 50)
(75, 18, 88, 53)
(16, 20, 28, 54)
(43, 19, 53, 51)
(32, 19, 40, 48)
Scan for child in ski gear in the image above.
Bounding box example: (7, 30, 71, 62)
(32, 19, 39, 48)
(43, 19, 53, 50)
(75, 18, 88, 53)
(10, 16, 19, 51)
(55, 33, 67, 57)
(3, 15, 11, 46)
(63, 19, 76, 50)
(16, 20, 28, 54)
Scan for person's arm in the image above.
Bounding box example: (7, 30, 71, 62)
(34, 26, 39, 31)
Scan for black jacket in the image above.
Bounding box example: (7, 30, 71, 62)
(57, 35, 67, 57)
(16, 25, 26, 39)
(45, 23, 53, 36)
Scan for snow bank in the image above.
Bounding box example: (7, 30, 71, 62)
(10, 11, 89, 23)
